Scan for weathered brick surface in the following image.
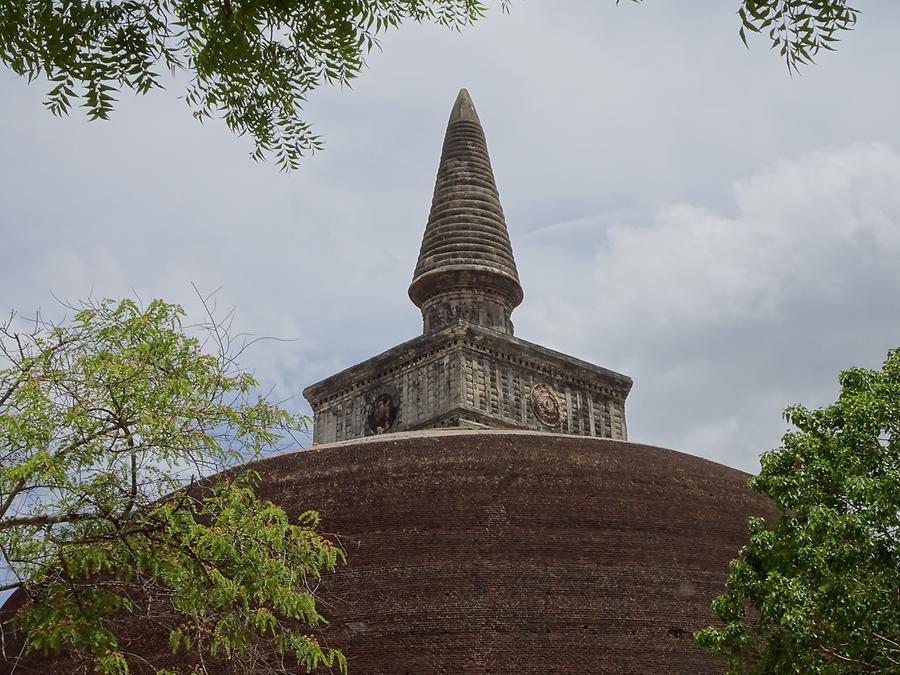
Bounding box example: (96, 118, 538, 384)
(248, 430, 771, 674)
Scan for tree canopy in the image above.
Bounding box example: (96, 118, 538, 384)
(0, 0, 858, 169)
(696, 348, 900, 673)
(0, 298, 345, 674)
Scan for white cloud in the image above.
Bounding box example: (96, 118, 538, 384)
(518, 143, 900, 470)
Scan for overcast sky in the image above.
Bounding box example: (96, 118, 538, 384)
(2, 1, 899, 473)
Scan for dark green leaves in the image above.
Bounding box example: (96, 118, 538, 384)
(738, 0, 858, 73)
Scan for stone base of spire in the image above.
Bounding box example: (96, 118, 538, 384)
(303, 322, 632, 445)
(420, 288, 515, 335)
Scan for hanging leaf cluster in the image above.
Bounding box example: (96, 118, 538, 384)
(738, 0, 858, 72)
(0, 0, 502, 170)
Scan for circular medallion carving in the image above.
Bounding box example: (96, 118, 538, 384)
(529, 383, 561, 426)
(367, 393, 398, 434)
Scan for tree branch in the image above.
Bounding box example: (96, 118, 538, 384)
(0, 479, 27, 522)
(0, 581, 23, 593)
(0, 510, 100, 531)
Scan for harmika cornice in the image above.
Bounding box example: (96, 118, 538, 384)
(303, 322, 632, 444)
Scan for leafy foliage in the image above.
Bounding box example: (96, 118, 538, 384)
(0, 298, 345, 674)
(696, 348, 900, 673)
(0, 0, 504, 170)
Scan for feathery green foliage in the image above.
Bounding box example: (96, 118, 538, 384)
(696, 348, 900, 673)
(0, 298, 345, 674)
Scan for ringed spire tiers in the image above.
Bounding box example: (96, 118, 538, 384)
(408, 88, 523, 336)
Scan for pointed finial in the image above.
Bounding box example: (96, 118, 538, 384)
(448, 88, 481, 124)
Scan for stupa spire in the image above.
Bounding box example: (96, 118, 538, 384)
(408, 88, 523, 335)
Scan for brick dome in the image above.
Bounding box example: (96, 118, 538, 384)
(268, 431, 770, 674)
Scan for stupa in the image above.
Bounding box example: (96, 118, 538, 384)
(1, 90, 772, 675)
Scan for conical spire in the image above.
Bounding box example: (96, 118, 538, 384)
(408, 89, 523, 335)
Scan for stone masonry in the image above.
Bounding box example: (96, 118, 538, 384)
(304, 89, 632, 444)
